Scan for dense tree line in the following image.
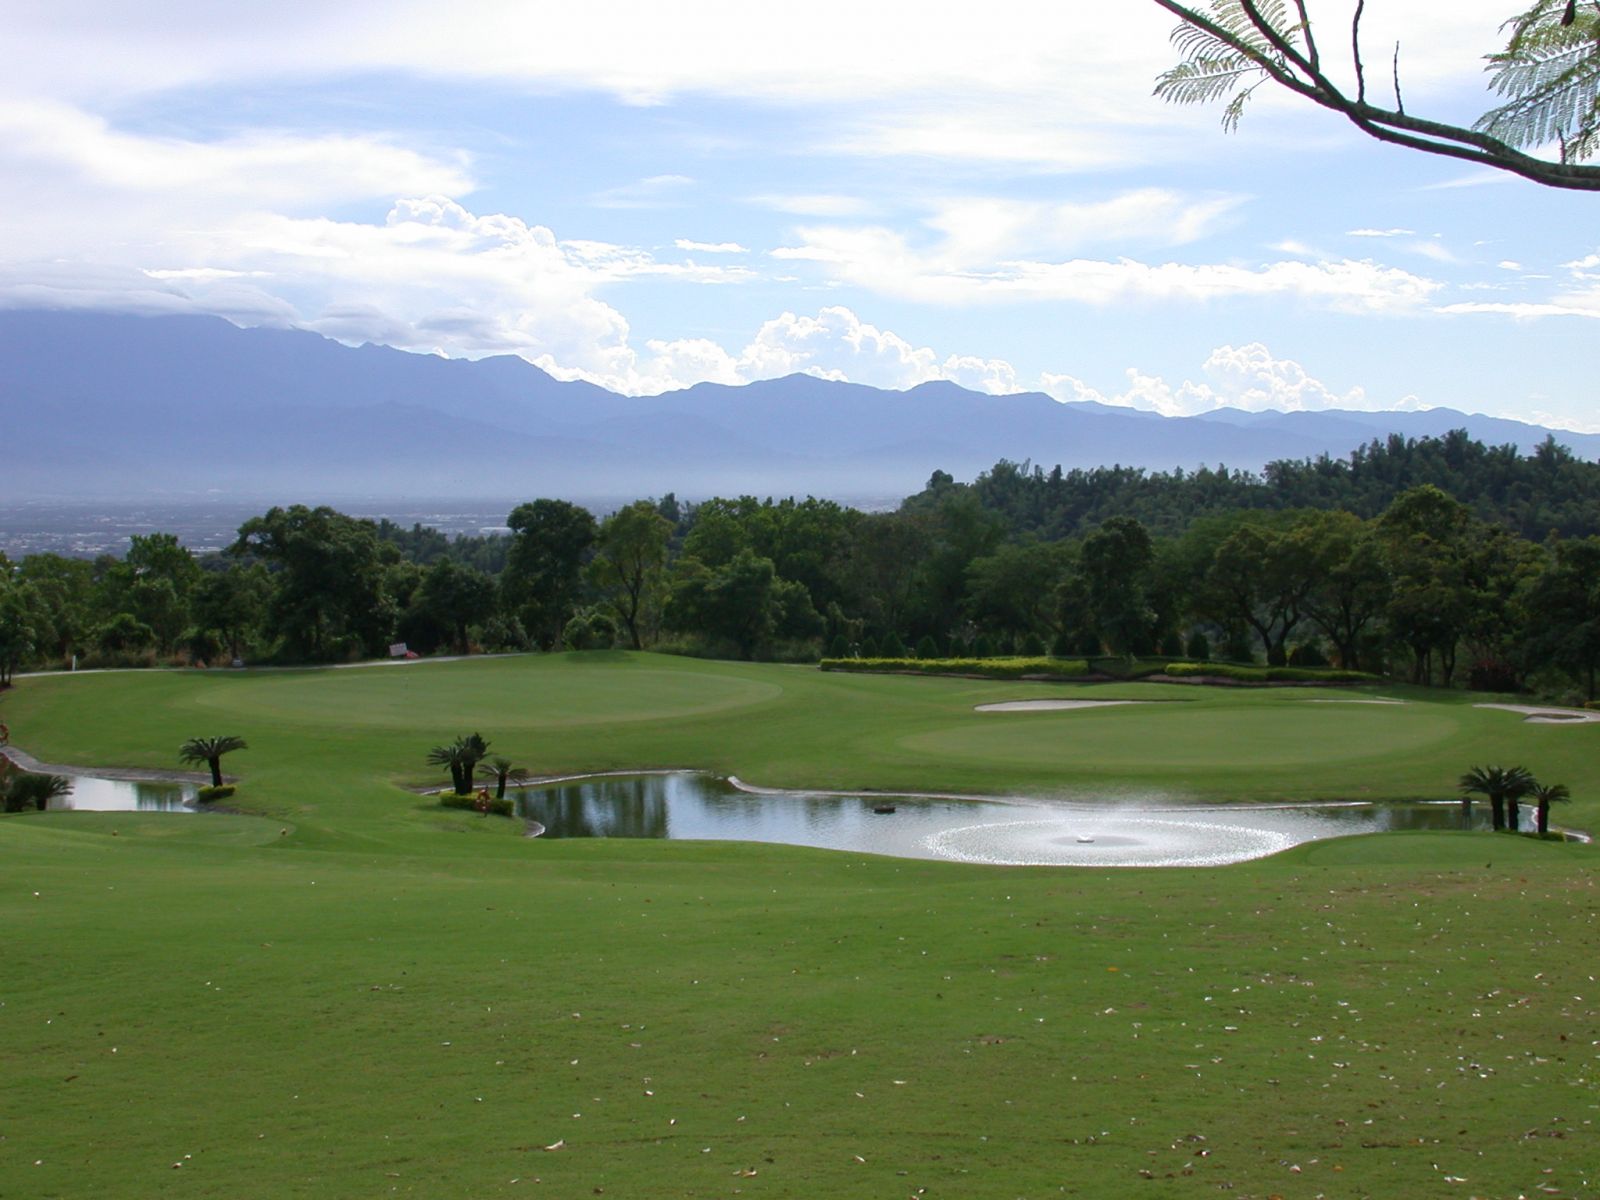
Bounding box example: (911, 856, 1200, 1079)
(1, 431, 1598, 704)
(923, 433, 1600, 541)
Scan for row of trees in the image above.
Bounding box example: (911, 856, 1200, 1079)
(925, 434, 1600, 542)
(1, 434, 1598, 701)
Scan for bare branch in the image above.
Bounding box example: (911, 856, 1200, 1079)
(1293, 0, 1319, 72)
(1392, 41, 1404, 115)
(1352, 0, 1367, 104)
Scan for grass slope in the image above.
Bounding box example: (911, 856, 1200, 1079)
(2, 652, 1597, 1198)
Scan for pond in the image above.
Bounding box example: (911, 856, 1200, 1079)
(514, 772, 1529, 867)
(42, 775, 200, 812)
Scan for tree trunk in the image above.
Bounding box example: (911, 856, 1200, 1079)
(1537, 803, 1550, 836)
(1338, 637, 1359, 672)
(208, 758, 224, 788)
(1506, 796, 1521, 833)
(495, 776, 507, 800)
(1489, 795, 1506, 831)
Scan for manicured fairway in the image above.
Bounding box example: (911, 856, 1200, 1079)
(2, 653, 1597, 1198)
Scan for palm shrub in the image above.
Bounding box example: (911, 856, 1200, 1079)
(427, 733, 490, 795)
(1529, 781, 1571, 836)
(179, 735, 248, 788)
(1458, 764, 1538, 832)
(478, 755, 532, 800)
(2, 769, 73, 812)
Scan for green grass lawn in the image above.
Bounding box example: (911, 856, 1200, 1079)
(2, 652, 1597, 1198)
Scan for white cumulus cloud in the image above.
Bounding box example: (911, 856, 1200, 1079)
(1042, 342, 1423, 418)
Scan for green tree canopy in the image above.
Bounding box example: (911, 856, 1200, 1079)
(587, 502, 673, 650)
(233, 506, 398, 662)
(503, 499, 598, 650)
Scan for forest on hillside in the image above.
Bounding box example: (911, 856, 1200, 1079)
(2, 431, 1598, 702)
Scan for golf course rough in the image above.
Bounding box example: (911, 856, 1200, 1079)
(1, 651, 1596, 1199)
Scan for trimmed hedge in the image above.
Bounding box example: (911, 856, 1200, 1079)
(820, 656, 1090, 680)
(196, 784, 236, 803)
(1160, 661, 1379, 684)
(439, 792, 515, 817)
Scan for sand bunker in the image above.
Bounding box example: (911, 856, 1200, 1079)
(1476, 703, 1600, 725)
(974, 699, 1146, 713)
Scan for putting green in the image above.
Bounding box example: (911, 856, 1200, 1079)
(190, 657, 785, 729)
(901, 701, 1464, 771)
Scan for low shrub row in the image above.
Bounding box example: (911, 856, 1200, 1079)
(820, 656, 1091, 679)
(195, 784, 236, 803)
(439, 792, 515, 817)
(1160, 661, 1379, 684)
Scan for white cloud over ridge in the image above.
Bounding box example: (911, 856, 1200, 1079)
(609, 307, 1021, 396)
(1043, 343, 1429, 419)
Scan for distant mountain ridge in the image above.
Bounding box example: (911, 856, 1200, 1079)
(1, 309, 1593, 503)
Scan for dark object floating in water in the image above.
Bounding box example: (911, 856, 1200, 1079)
(873, 804, 897, 815)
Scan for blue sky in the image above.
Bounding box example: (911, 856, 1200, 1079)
(3, 1, 1597, 431)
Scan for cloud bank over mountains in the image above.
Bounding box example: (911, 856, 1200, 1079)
(0, 1, 1595, 432)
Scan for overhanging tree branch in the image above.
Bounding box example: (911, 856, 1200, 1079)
(1153, 0, 1600, 190)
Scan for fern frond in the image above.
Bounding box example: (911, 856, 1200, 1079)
(1155, 56, 1259, 107)
(1156, 1, 1307, 129)
(1478, 4, 1600, 158)
(1222, 81, 1267, 132)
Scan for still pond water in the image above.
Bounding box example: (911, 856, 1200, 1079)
(514, 772, 1515, 867)
(48, 776, 198, 812)
(64, 771, 1531, 865)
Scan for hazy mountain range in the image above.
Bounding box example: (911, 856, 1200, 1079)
(3, 309, 1594, 505)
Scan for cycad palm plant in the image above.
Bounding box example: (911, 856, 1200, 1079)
(1529, 781, 1572, 836)
(427, 733, 491, 795)
(1458, 764, 1538, 832)
(2, 769, 74, 812)
(178, 735, 248, 788)
(478, 755, 532, 800)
